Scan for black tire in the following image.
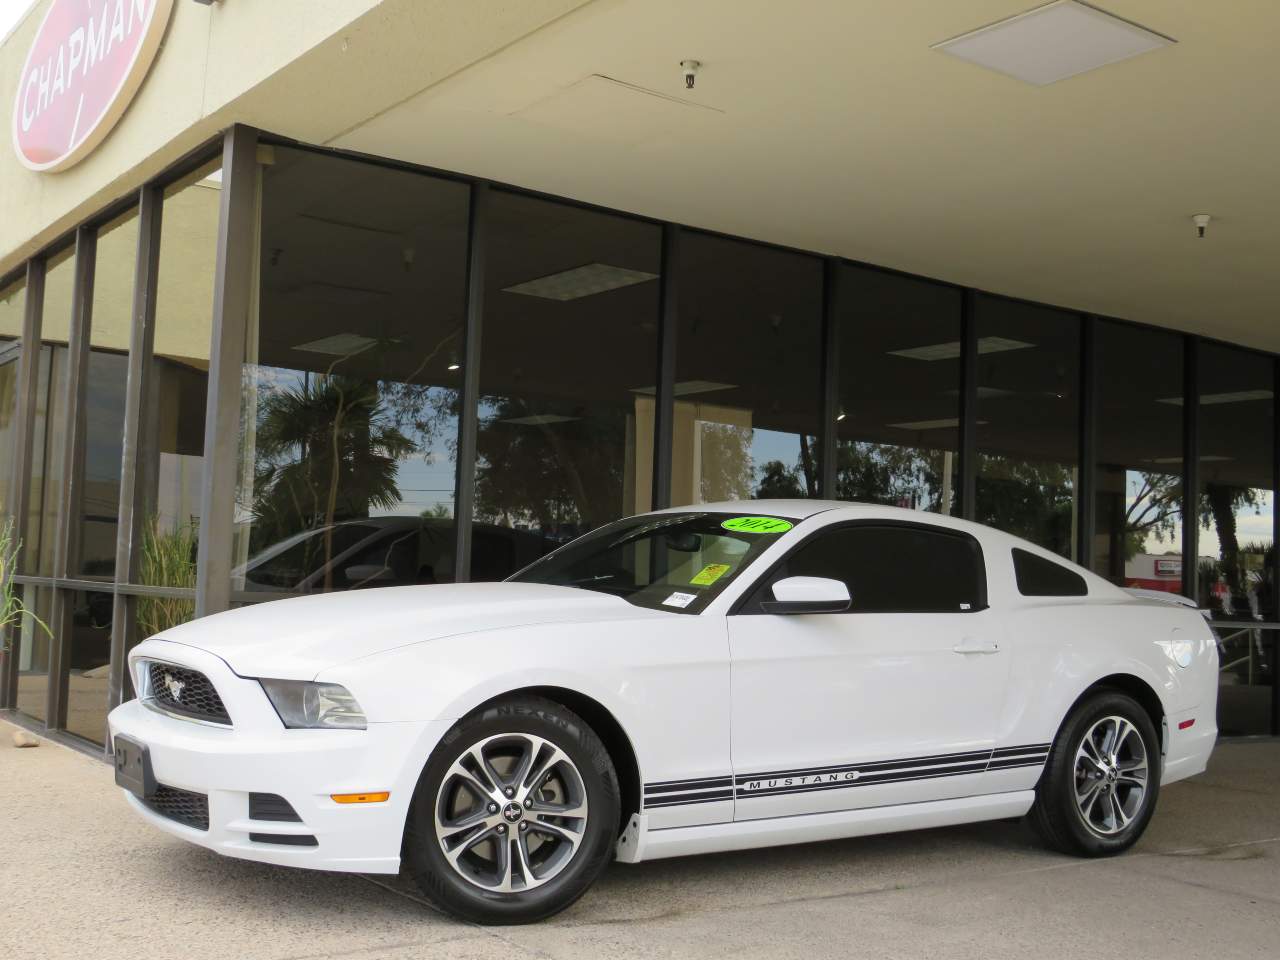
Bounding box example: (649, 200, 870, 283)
(1029, 690, 1160, 857)
(404, 695, 620, 924)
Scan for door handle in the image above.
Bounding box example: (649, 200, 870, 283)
(953, 638, 1000, 655)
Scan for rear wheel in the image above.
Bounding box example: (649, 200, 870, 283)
(1029, 690, 1160, 857)
(404, 695, 620, 924)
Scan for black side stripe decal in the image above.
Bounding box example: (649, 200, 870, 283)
(642, 743, 1050, 809)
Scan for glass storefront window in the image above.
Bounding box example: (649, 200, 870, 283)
(1197, 343, 1274, 621)
(975, 295, 1080, 559)
(671, 233, 823, 506)
(124, 162, 221, 625)
(1093, 322, 1184, 590)
(234, 148, 469, 595)
(21, 246, 74, 576)
(0, 274, 23, 516)
(473, 191, 662, 576)
(77, 208, 139, 578)
(64, 589, 113, 743)
(13, 584, 52, 722)
(834, 265, 961, 512)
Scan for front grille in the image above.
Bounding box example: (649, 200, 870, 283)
(147, 662, 231, 725)
(144, 785, 210, 831)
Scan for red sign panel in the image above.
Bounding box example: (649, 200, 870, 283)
(12, 0, 174, 172)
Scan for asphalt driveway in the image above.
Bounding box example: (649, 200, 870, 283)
(2, 718, 1277, 959)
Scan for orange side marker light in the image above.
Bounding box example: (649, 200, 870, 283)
(331, 791, 390, 804)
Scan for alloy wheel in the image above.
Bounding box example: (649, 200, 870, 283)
(1073, 715, 1149, 836)
(434, 732, 589, 892)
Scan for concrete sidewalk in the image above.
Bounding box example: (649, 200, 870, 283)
(1, 718, 1277, 960)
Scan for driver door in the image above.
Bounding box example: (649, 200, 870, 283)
(727, 521, 1009, 821)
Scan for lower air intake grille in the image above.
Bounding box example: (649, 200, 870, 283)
(249, 793, 302, 822)
(144, 785, 210, 831)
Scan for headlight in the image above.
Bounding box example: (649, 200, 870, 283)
(259, 679, 367, 729)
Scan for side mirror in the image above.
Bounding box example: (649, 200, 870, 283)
(344, 564, 395, 586)
(761, 576, 851, 615)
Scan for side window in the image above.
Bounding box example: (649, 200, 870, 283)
(741, 524, 986, 614)
(1012, 548, 1088, 597)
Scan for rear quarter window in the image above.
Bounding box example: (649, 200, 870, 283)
(1012, 548, 1088, 597)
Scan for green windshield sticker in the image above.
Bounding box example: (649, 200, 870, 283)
(691, 563, 732, 586)
(721, 516, 793, 534)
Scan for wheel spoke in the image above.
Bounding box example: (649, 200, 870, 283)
(1110, 791, 1130, 830)
(443, 823, 497, 867)
(530, 797, 588, 820)
(514, 832, 538, 887)
(493, 834, 515, 892)
(1078, 735, 1105, 771)
(530, 818, 584, 852)
(522, 741, 569, 794)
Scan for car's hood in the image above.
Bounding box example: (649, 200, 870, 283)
(153, 582, 658, 679)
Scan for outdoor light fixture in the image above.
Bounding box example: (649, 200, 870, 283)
(836, 409, 847, 421)
(932, 0, 1174, 86)
(503, 263, 658, 301)
(1192, 214, 1211, 238)
(447, 351, 461, 371)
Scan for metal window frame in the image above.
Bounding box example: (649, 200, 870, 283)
(452, 181, 488, 582)
(195, 125, 260, 617)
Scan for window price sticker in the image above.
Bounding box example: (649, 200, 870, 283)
(690, 563, 731, 586)
(662, 592, 698, 609)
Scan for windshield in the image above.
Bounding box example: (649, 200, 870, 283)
(509, 512, 798, 613)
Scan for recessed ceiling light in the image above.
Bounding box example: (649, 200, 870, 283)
(503, 263, 659, 301)
(889, 337, 1034, 361)
(1157, 390, 1274, 406)
(632, 381, 737, 397)
(502, 414, 580, 426)
(933, 1, 1174, 86)
(293, 333, 379, 356)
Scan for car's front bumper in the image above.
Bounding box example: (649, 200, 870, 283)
(107, 639, 450, 875)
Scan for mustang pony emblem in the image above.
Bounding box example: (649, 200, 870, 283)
(163, 673, 185, 701)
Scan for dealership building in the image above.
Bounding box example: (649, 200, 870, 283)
(0, 0, 1277, 749)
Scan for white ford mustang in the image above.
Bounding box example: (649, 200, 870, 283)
(108, 500, 1218, 924)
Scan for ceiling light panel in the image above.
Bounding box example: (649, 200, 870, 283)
(1157, 390, 1274, 406)
(933, 1, 1174, 86)
(889, 337, 1034, 361)
(503, 262, 659, 301)
(293, 333, 379, 356)
(631, 381, 737, 397)
(502, 414, 580, 426)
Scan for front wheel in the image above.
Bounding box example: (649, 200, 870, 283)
(404, 695, 620, 924)
(1029, 691, 1160, 857)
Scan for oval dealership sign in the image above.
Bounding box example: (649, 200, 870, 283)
(12, 0, 174, 172)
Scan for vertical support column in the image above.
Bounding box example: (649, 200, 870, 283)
(650, 224, 680, 511)
(819, 258, 840, 499)
(46, 226, 97, 729)
(108, 183, 163, 712)
(196, 126, 259, 618)
(1182, 336, 1199, 603)
(1077, 315, 1098, 570)
(1273, 358, 1280, 735)
(958, 289, 979, 520)
(453, 182, 488, 583)
(0, 258, 46, 709)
